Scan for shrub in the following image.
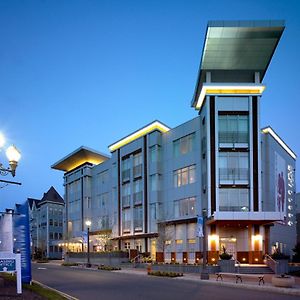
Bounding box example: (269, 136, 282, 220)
(98, 265, 121, 271)
(148, 271, 183, 277)
(219, 246, 233, 260)
(61, 262, 78, 266)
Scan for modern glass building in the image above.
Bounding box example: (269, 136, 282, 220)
(52, 20, 297, 264)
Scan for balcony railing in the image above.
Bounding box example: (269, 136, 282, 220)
(219, 168, 249, 181)
(219, 131, 248, 144)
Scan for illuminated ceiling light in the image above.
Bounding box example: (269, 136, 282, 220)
(195, 83, 266, 110)
(109, 120, 170, 152)
(262, 127, 297, 160)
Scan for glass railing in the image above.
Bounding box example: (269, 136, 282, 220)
(133, 191, 143, 205)
(219, 131, 248, 144)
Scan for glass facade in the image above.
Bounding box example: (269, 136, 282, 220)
(219, 115, 249, 144)
(219, 188, 249, 211)
(174, 197, 196, 217)
(173, 165, 196, 187)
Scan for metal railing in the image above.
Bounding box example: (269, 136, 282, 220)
(234, 258, 241, 274)
(264, 253, 278, 273)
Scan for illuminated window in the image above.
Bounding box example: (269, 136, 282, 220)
(174, 197, 196, 217)
(176, 239, 183, 244)
(188, 239, 196, 244)
(173, 165, 196, 187)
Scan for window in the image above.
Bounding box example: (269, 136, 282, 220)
(133, 179, 143, 205)
(150, 145, 161, 163)
(219, 152, 249, 182)
(124, 242, 131, 250)
(122, 183, 131, 207)
(219, 115, 249, 144)
(188, 239, 196, 244)
(99, 170, 109, 184)
(134, 206, 143, 231)
(122, 209, 131, 232)
(150, 174, 161, 191)
(49, 219, 53, 226)
(219, 188, 249, 212)
(176, 239, 183, 244)
(173, 133, 195, 157)
(174, 197, 196, 217)
(122, 158, 130, 181)
(133, 152, 142, 178)
(173, 165, 196, 187)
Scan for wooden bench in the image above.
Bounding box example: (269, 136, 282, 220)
(216, 272, 264, 285)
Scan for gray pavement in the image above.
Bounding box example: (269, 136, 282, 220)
(32, 262, 300, 300)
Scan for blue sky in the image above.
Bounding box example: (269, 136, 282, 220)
(0, 0, 299, 211)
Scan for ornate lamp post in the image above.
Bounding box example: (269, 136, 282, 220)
(0, 133, 21, 178)
(85, 220, 91, 268)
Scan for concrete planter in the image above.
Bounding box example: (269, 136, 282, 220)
(272, 275, 295, 288)
(218, 260, 235, 273)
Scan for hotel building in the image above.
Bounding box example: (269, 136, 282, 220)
(52, 21, 297, 264)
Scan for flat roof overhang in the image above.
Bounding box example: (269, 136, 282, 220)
(108, 120, 170, 152)
(192, 20, 285, 109)
(51, 146, 110, 172)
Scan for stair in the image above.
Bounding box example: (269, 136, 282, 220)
(237, 265, 274, 274)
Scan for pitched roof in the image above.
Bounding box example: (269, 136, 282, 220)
(39, 186, 64, 205)
(27, 198, 41, 209)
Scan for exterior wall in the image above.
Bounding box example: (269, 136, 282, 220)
(261, 133, 297, 256)
(30, 201, 64, 259)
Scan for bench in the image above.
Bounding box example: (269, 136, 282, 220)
(216, 272, 264, 285)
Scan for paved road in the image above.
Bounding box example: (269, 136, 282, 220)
(32, 263, 299, 300)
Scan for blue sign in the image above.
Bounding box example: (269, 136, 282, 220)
(197, 216, 204, 237)
(0, 259, 16, 272)
(13, 202, 32, 284)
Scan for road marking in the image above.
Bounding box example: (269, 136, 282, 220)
(37, 267, 47, 270)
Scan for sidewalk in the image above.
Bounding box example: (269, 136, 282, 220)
(112, 267, 300, 297)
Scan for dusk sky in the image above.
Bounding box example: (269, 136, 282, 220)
(0, 0, 299, 211)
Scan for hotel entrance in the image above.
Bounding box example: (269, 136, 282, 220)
(219, 237, 237, 259)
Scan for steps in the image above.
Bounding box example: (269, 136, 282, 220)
(237, 265, 274, 274)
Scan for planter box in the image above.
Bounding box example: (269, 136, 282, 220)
(218, 260, 235, 273)
(272, 275, 295, 288)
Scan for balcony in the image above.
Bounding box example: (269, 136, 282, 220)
(122, 220, 131, 233)
(219, 132, 248, 148)
(134, 219, 143, 232)
(219, 168, 249, 185)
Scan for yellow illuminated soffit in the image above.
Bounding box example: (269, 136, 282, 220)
(195, 84, 266, 110)
(109, 121, 170, 152)
(262, 127, 297, 160)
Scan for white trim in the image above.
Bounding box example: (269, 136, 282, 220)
(249, 97, 254, 212)
(261, 127, 297, 160)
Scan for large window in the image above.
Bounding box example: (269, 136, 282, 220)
(133, 206, 143, 231)
(173, 165, 196, 187)
(150, 174, 161, 191)
(174, 197, 196, 218)
(219, 152, 249, 182)
(219, 188, 249, 212)
(219, 115, 249, 144)
(173, 133, 195, 157)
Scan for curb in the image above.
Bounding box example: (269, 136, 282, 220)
(32, 280, 79, 300)
(175, 275, 300, 297)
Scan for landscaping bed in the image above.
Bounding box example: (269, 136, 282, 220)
(0, 274, 67, 300)
(148, 271, 183, 278)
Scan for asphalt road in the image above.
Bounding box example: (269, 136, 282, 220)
(32, 263, 299, 300)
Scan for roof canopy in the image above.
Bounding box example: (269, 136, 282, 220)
(51, 146, 110, 172)
(192, 20, 285, 108)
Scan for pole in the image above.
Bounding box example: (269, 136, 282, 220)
(201, 210, 209, 280)
(86, 226, 91, 268)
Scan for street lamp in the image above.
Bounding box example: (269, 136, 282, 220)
(200, 209, 209, 280)
(85, 220, 91, 268)
(0, 133, 21, 177)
